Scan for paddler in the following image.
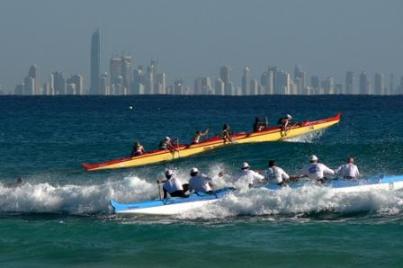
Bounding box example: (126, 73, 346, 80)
(158, 169, 189, 198)
(131, 141, 145, 156)
(335, 157, 360, 179)
(300, 155, 335, 183)
(265, 160, 290, 186)
(159, 136, 175, 151)
(188, 167, 214, 193)
(278, 114, 293, 134)
(192, 129, 209, 144)
(235, 162, 265, 188)
(222, 124, 233, 143)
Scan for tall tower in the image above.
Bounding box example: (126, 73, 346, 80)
(345, 71, 354, 94)
(241, 66, 250, 95)
(90, 29, 101, 95)
(359, 72, 370, 95)
(374, 73, 384, 95)
(28, 65, 40, 94)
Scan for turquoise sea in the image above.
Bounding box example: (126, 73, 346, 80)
(1, 95, 403, 267)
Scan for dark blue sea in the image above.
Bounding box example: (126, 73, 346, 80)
(1, 95, 403, 267)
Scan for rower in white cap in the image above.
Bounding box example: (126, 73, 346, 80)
(300, 155, 335, 183)
(188, 167, 214, 193)
(235, 162, 265, 188)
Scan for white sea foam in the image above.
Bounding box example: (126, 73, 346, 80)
(1, 171, 403, 219)
(179, 186, 403, 219)
(284, 129, 325, 143)
(0, 176, 157, 215)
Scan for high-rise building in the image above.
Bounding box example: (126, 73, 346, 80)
(359, 72, 370, 95)
(250, 79, 259, 95)
(294, 65, 306, 94)
(374, 73, 385, 95)
(99, 73, 110, 95)
(310, 75, 320, 94)
(219, 65, 233, 95)
(241, 66, 250, 95)
(24, 76, 35, 95)
(28, 65, 40, 94)
(322, 77, 335, 94)
(155, 73, 166, 94)
(121, 56, 133, 93)
(53, 72, 66, 95)
(90, 29, 101, 95)
(274, 70, 290, 94)
(174, 80, 185, 95)
(345, 71, 354, 94)
(215, 78, 224, 95)
(67, 74, 84, 95)
(133, 67, 145, 95)
(146, 64, 155, 94)
(389, 73, 394, 95)
(260, 71, 273, 95)
(398, 76, 403, 95)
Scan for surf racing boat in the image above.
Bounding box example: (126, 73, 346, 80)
(84, 114, 341, 171)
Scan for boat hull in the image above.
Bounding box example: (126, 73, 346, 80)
(111, 188, 233, 216)
(111, 176, 403, 216)
(84, 113, 341, 171)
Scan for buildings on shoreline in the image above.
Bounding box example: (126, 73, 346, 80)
(8, 30, 403, 96)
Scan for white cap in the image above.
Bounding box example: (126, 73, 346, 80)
(286, 114, 292, 119)
(165, 136, 171, 141)
(241, 162, 250, 169)
(190, 167, 199, 175)
(165, 169, 174, 177)
(310, 155, 319, 162)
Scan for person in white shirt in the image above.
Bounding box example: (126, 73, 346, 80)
(265, 160, 290, 186)
(188, 167, 213, 193)
(159, 169, 189, 198)
(302, 155, 335, 183)
(335, 157, 360, 179)
(235, 162, 265, 188)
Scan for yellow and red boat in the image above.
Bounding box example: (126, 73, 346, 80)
(82, 113, 341, 171)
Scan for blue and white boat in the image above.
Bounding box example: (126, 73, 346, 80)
(111, 175, 403, 215)
(111, 187, 234, 215)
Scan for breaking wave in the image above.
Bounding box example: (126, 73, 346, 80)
(2, 172, 403, 220)
(180, 186, 403, 219)
(0, 176, 156, 215)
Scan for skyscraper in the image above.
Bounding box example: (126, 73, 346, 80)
(215, 78, 224, 95)
(219, 66, 233, 95)
(389, 73, 394, 95)
(241, 66, 250, 95)
(294, 65, 306, 94)
(90, 29, 101, 95)
(359, 72, 370, 95)
(374, 73, 384, 95)
(28, 65, 40, 94)
(345, 71, 354, 94)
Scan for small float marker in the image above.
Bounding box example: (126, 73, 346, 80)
(129, 105, 134, 110)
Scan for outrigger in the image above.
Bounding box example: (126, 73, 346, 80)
(83, 113, 341, 171)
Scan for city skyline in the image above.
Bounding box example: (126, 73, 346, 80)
(5, 29, 403, 96)
(1, 0, 403, 91)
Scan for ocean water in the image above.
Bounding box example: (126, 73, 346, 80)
(1, 95, 403, 267)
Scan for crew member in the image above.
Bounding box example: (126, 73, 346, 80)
(278, 114, 293, 133)
(253, 117, 267, 132)
(222, 124, 233, 143)
(235, 162, 265, 188)
(335, 157, 360, 179)
(159, 137, 174, 151)
(131, 141, 145, 156)
(301, 155, 335, 183)
(265, 160, 290, 186)
(192, 129, 209, 144)
(159, 169, 189, 198)
(188, 167, 214, 193)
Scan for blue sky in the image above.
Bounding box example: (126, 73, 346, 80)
(0, 0, 402, 90)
